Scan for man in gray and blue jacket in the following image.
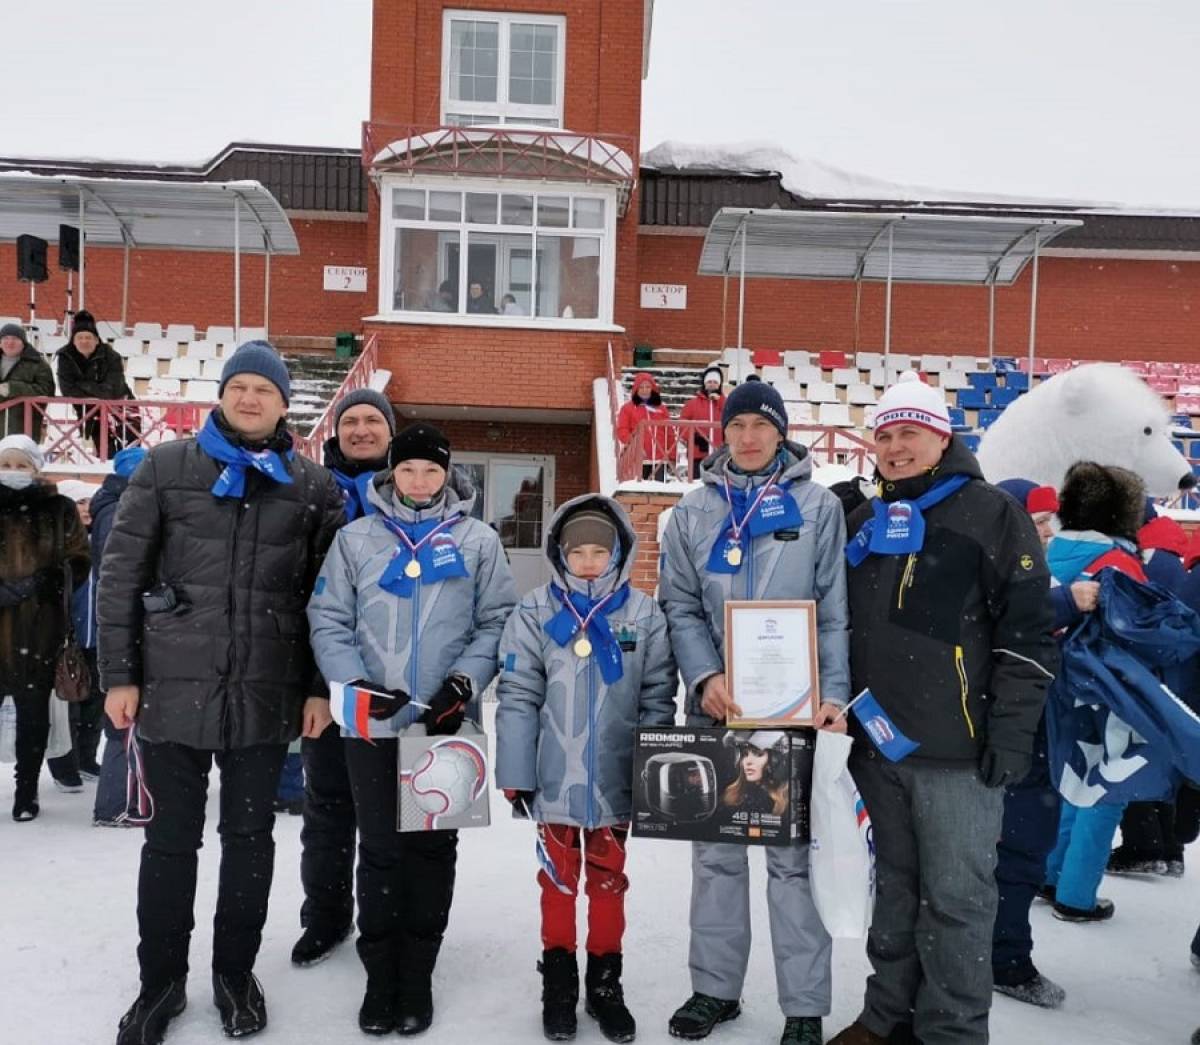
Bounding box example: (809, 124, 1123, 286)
(658, 381, 851, 1045)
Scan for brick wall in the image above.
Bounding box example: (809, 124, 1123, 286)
(615, 490, 680, 593)
(634, 233, 1200, 364)
(0, 217, 369, 337)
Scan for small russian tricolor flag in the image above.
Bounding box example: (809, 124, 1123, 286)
(329, 680, 393, 741)
(848, 688, 920, 763)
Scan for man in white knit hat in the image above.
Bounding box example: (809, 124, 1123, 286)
(829, 372, 1058, 1045)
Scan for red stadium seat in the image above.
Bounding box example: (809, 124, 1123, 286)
(1174, 394, 1200, 416)
(751, 348, 783, 367)
(818, 350, 848, 369)
(1149, 376, 1179, 395)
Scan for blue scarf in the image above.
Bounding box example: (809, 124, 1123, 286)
(706, 473, 804, 575)
(544, 582, 632, 684)
(845, 474, 970, 566)
(196, 413, 293, 499)
(377, 514, 468, 598)
(331, 469, 376, 522)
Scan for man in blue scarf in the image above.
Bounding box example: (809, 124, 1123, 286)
(99, 340, 345, 1045)
(830, 373, 1057, 1045)
(290, 387, 394, 969)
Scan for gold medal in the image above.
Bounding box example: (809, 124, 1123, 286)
(573, 636, 593, 658)
(404, 559, 422, 579)
(725, 545, 743, 567)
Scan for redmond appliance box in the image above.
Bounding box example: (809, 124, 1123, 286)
(632, 726, 813, 846)
(397, 728, 491, 832)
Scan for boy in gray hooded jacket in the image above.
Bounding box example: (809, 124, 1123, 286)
(496, 494, 678, 1044)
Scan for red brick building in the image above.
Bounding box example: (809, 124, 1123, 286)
(4, 0, 1200, 588)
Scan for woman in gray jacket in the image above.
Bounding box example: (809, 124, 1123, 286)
(496, 494, 677, 1044)
(307, 423, 517, 1037)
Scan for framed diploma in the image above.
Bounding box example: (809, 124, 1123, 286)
(723, 600, 820, 727)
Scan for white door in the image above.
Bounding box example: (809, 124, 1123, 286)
(455, 454, 556, 594)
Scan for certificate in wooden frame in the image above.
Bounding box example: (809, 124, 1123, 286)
(723, 599, 820, 727)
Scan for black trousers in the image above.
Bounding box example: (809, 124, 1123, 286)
(344, 737, 458, 999)
(299, 722, 356, 932)
(47, 648, 104, 778)
(0, 683, 51, 791)
(136, 740, 287, 988)
(1118, 787, 1200, 862)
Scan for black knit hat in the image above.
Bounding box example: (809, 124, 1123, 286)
(722, 380, 789, 437)
(70, 310, 99, 341)
(388, 422, 451, 470)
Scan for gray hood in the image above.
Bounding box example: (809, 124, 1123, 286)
(545, 493, 639, 598)
(366, 462, 479, 522)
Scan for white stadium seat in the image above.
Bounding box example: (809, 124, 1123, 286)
(167, 357, 203, 381)
(720, 347, 752, 368)
(125, 357, 158, 380)
(98, 319, 125, 340)
(113, 337, 144, 358)
(760, 365, 791, 385)
(39, 335, 67, 356)
(792, 364, 822, 386)
(939, 370, 972, 391)
(846, 383, 877, 405)
(165, 324, 196, 343)
(855, 351, 883, 371)
(238, 327, 267, 343)
(806, 382, 839, 404)
(183, 380, 219, 402)
(200, 358, 225, 380)
(185, 340, 220, 361)
(147, 377, 182, 398)
(920, 354, 950, 373)
(773, 380, 806, 402)
(782, 350, 811, 369)
(830, 367, 858, 386)
(951, 354, 984, 372)
(132, 322, 163, 341)
(147, 339, 179, 360)
(818, 402, 853, 427)
(206, 326, 236, 346)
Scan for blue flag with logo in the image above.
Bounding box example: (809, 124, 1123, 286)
(849, 689, 920, 762)
(1047, 569, 1200, 807)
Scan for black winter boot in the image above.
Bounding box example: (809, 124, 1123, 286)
(780, 1016, 823, 1045)
(291, 922, 352, 967)
(585, 953, 635, 1043)
(12, 779, 39, 822)
(211, 971, 267, 1038)
(668, 993, 740, 1040)
(116, 978, 187, 1045)
(539, 948, 579, 1041)
(358, 979, 395, 1036)
(395, 937, 436, 1036)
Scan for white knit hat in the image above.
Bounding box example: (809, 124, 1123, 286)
(0, 434, 45, 471)
(872, 371, 952, 437)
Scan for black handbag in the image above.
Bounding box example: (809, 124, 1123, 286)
(52, 502, 90, 704)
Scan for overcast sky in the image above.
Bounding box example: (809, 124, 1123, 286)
(5, 0, 1200, 206)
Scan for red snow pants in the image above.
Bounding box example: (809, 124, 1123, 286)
(538, 822, 629, 955)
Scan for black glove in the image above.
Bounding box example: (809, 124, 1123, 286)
(424, 675, 472, 735)
(980, 745, 1031, 789)
(348, 679, 411, 720)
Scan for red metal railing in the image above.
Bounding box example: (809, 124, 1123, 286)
(615, 418, 876, 484)
(11, 397, 207, 465)
(294, 334, 381, 460)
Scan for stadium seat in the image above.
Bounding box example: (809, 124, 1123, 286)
(818, 350, 847, 370)
(200, 358, 225, 380)
(785, 399, 814, 423)
(948, 407, 969, 430)
(39, 335, 67, 356)
(867, 367, 887, 388)
(855, 351, 883, 371)
(991, 386, 1022, 408)
(919, 354, 950, 373)
(831, 367, 858, 387)
(147, 377, 182, 398)
(28, 319, 58, 339)
(956, 387, 989, 410)
(1149, 376, 1179, 395)
(939, 370, 971, 391)
(1004, 372, 1030, 391)
(846, 384, 877, 406)
(132, 322, 163, 341)
(98, 319, 125, 340)
(168, 358, 203, 380)
(960, 433, 982, 453)
(147, 340, 179, 360)
(185, 340, 220, 361)
(760, 365, 791, 385)
(782, 350, 811, 369)
(1044, 358, 1074, 375)
(1178, 383, 1200, 396)
(978, 408, 1005, 429)
(1171, 413, 1194, 429)
(882, 352, 912, 371)
(183, 380, 219, 402)
(967, 372, 997, 391)
(125, 357, 158, 380)
(1121, 359, 1153, 377)
(806, 382, 839, 404)
(238, 327, 267, 343)
(950, 354, 982, 372)
(165, 324, 196, 343)
(818, 403, 853, 427)
(752, 348, 784, 368)
(1175, 395, 1200, 416)
(774, 380, 806, 402)
(206, 326, 237, 346)
(992, 356, 1019, 373)
(113, 337, 144, 358)
(793, 364, 823, 386)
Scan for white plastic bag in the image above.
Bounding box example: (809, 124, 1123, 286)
(0, 702, 16, 763)
(809, 730, 875, 938)
(46, 693, 73, 760)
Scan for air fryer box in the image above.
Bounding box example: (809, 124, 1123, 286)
(632, 726, 813, 846)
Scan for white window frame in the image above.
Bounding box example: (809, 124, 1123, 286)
(441, 9, 566, 128)
(374, 174, 620, 331)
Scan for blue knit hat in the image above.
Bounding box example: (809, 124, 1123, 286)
(219, 340, 291, 404)
(112, 446, 147, 478)
(334, 388, 395, 435)
(722, 381, 788, 437)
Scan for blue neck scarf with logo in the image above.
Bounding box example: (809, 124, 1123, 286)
(845, 474, 970, 566)
(544, 582, 632, 684)
(377, 513, 468, 598)
(331, 469, 376, 522)
(197, 413, 293, 499)
(706, 465, 804, 575)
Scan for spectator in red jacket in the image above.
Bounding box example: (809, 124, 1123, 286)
(616, 372, 675, 480)
(679, 365, 725, 480)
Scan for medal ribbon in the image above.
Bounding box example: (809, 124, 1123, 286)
(544, 582, 632, 685)
(706, 468, 803, 575)
(377, 513, 468, 598)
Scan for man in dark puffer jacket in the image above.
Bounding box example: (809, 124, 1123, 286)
(99, 342, 344, 1045)
(829, 373, 1057, 1045)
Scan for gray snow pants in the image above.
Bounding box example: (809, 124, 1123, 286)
(850, 746, 1005, 1045)
(687, 839, 832, 1016)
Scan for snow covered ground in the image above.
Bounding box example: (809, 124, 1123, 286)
(2, 716, 1197, 1045)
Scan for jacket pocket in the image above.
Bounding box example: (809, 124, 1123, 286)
(954, 644, 976, 739)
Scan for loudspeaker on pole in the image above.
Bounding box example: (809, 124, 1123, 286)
(59, 225, 80, 271)
(17, 235, 49, 283)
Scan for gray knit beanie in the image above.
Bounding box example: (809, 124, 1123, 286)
(219, 340, 291, 404)
(334, 388, 395, 435)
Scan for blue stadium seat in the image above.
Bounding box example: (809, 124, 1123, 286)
(967, 372, 998, 391)
(991, 386, 1023, 408)
(992, 357, 1019, 373)
(1005, 372, 1030, 391)
(956, 388, 989, 410)
(948, 407, 969, 430)
(959, 433, 982, 453)
(1172, 414, 1193, 430)
(978, 408, 1005, 429)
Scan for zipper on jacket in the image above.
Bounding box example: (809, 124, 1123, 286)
(897, 553, 917, 610)
(409, 571, 421, 723)
(954, 644, 976, 739)
(222, 489, 244, 749)
(585, 654, 598, 828)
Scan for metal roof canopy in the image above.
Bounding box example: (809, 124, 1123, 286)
(699, 208, 1082, 371)
(0, 171, 300, 334)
